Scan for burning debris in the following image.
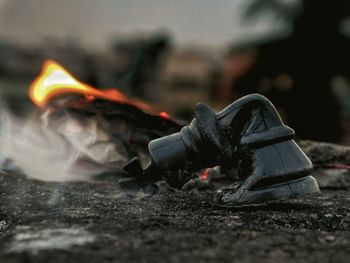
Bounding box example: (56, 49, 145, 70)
(41, 98, 184, 180)
(0, 60, 183, 183)
(29, 60, 157, 115)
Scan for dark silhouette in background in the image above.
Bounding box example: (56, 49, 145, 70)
(231, 0, 350, 143)
(113, 34, 170, 100)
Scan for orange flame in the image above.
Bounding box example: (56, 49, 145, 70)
(29, 60, 167, 117)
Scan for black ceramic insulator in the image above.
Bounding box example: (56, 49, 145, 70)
(148, 94, 296, 173)
(148, 132, 188, 170)
(148, 103, 232, 170)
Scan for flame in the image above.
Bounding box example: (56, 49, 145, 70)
(29, 60, 169, 118)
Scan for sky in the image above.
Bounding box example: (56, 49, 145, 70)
(0, 0, 296, 49)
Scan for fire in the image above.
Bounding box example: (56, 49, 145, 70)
(29, 60, 169, 118)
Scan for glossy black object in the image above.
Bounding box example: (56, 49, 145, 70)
(122, 94, 320, 206)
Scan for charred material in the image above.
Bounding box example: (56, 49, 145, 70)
(122, 94, 320, 206)
(40, 98, 184, 178)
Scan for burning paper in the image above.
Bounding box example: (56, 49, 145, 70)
(29, 60, 164, 117)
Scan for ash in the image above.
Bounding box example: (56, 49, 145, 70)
(8, 227, 95, 254)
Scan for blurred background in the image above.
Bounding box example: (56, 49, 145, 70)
(0, 0, 350, 144)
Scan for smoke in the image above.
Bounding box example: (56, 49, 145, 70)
(0, 107, 125, 182)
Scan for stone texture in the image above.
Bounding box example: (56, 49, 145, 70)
(1, 173, 350, 263)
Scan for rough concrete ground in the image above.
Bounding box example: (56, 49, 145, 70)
(1, 173, 350, 263)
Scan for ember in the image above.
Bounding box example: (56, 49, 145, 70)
(199, 168, 210, 181)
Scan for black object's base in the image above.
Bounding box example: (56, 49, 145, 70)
(214, 175, 320, 207)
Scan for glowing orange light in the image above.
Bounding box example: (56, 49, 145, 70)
(159, 111, 171, 119)
(29, 60, 171, 118)
(199, 168, 210, 181)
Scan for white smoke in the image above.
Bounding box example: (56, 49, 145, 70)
(0, 107, 126, 182)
